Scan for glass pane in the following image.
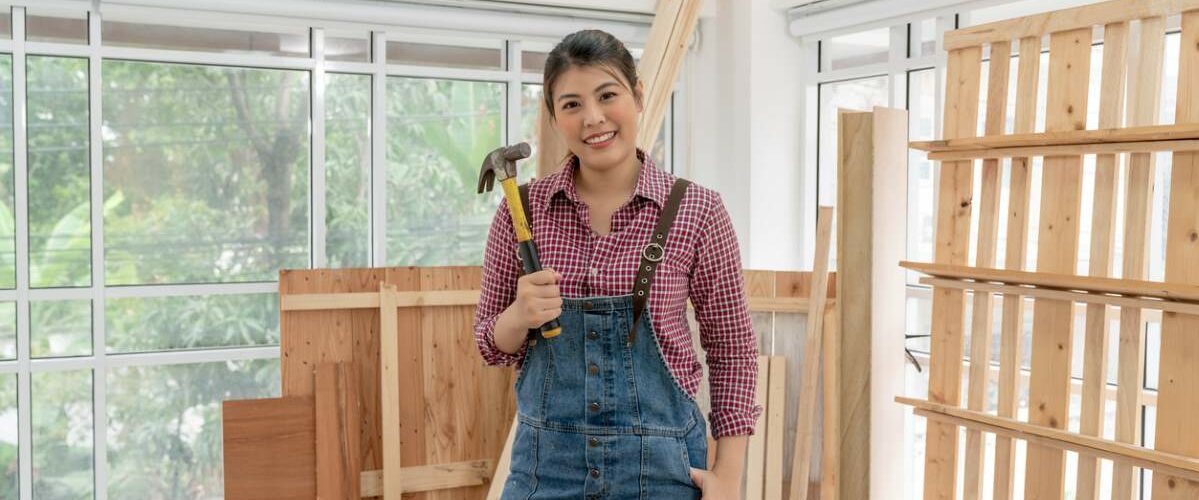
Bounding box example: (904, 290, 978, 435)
(103, 20, 309, 57)
(520, 84, 543, 179)
(27, 13, 88, 44)
(0, 54, 13, 289)
(907, 69, 936, 281)
(386, 78, 503, 266)
(106, 293, 279, 353)
(909, 18, 937, 58)
(825, 27, 890, 71)
(0, 302, 13, 360)
(522, 50, 548, 73)
(818, 76, 888, 206)
(650, 102, 670, 171)
(32, 369, 94, 499)
(102, 61, 310, 285)
(0, 374, 14, 498)
(31, 300, 92, 358)
(0, 11, 11, 39)
(385, 41, 503, 70)
(326, 73, 371, 268)
(327, 36, 371, 63)
(107, 358, 280, 498)
(28, 56, 91, 289)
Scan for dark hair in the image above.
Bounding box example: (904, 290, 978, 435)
(543, 29, 640, 117)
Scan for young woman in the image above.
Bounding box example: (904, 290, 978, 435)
(473, 29, 760, 499)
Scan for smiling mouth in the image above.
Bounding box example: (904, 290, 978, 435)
(584, 131, 617, 144)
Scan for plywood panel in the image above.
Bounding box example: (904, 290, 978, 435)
(223, 396, 316, 499)
(316, 362, 362, 500)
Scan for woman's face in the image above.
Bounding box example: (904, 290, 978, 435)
(550, 64, 642, 172)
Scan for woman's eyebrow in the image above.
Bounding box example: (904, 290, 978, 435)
(556, 80, 621, 102)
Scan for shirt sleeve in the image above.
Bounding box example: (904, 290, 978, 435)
(473, 197, 528, 367)
(689, 192, 763, 438)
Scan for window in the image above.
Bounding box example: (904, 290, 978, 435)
(0, 5, 676, 499)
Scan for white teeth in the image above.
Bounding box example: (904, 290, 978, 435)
(585, 131, 616, 144)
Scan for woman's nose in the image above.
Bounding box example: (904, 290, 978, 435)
(582, 106, 606, 127)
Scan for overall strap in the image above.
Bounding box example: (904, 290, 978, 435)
(629, 178, 691, 344)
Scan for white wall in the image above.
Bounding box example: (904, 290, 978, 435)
(684, 0, 807, 271)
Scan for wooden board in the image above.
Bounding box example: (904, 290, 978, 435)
(820, 306, 840, 500)
(1114, 15, 1167, 500)
(1023, 27, 1093, 500)
(744, 356, 770, 500)
(788, 206, 833, 500)
(923, 44, 982, 500)
(993, 35, 1040, 500)
(765, 356, 786, 500)
(1152, 9, 1199, 499)
(943, 0, 1199, 50)
(223, 396, 316, 499)
(317, 362, 363, 499)
(1076, 20, 1127, 500)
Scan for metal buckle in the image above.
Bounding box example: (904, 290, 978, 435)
(642, 243, 664, 262)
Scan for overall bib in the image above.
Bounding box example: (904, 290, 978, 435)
(502, 179, 707, 500)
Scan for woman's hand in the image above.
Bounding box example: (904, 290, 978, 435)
(689, 467, 741, 500)
(510, 268, 563, 330)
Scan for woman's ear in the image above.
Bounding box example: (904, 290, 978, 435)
(634, 80, 645, 113)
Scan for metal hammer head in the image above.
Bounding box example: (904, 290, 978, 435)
(477, 142, 533, 193)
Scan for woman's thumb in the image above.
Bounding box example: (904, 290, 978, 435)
(689, 467, 704, 488)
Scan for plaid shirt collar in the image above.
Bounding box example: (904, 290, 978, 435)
(542, 149, 669, 212)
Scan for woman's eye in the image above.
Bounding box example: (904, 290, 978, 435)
(561, 101, 578, 110)
(601, 92, 618, 100)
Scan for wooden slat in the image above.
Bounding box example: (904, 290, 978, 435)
(819, 306, 840, 500)
(919, 277, 1199, 315)
(360, 461, 492, 496)
(282, 290, 482, 311)
(897, 398, 1199, 481)
(1153, 9, 1199, 499)
(910, 122, 1199, 152)
(745, 356, 770, 500)
(1077, 21, 1128, 500)
(1114, 15, 1167, 499)
(923, 44, 982, 500)
(764, 356, 787, 500)
(901, 261, 1199, 303)
(380, 282, 402, 499)
(1025, 27, 1093, 500)
(223, 396, 316, 499)
(926, 138, 1199, 160)
(963, 39, 1011, 500)
(788, 206, 833, 500)
(317, 362, 363, 500)
(943, 0, 1199, 50)
(994, 35, 1040, 500)
(484, 415, 517, 500)
(637, 0, 701, 151)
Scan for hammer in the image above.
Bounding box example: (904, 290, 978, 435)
(477, 142, 562, 339)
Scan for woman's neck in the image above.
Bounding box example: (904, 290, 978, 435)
(574, 152, 642, 205)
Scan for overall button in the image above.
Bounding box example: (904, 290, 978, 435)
(588, 437, 600, 447)
(587, 331, 599, 340)
(587, 363, 599, 375)
(589, 401, 601, 412)
(581, 300, 593, 310)
(589, 468, 601, 478)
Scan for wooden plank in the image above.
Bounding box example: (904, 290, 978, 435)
(910, 122, 1199, 152)
(317, 362, 363, 500)
(1077, 21, 1127, 500)
(943, 0, 1199, 50)
(901, 261, 1199, 302)
(819, 306, 840, 500)
(926, 138, 1199, 160)
(1024, 27, 1093, 500)
(360, 461, 492, 496)
(281, 290, 482, 312)
(223, 396, 316, 499)
(994, 35, 1040, 500)
(788, 206, 833, 500)
(745, 356, 770, 500)
(923, 44, 982, 500)
(919, 277, 1199, 316)
(380, 282, 403, 499)
(963, 39, 1011, 500)
(1152, 9, 1199, 499)
(764, 355, 786, 500)
(637, 0, 701, 152)
(897, 400, 1199, 482)
(484, 415, 517, 500)
(1114, 15, 1167, 500)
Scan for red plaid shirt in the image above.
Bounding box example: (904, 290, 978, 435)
(473, 152, 761, 438)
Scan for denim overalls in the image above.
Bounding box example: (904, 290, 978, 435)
(502, 180, 707, 499)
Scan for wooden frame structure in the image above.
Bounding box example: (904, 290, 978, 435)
(903, 1, 1199, 498)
